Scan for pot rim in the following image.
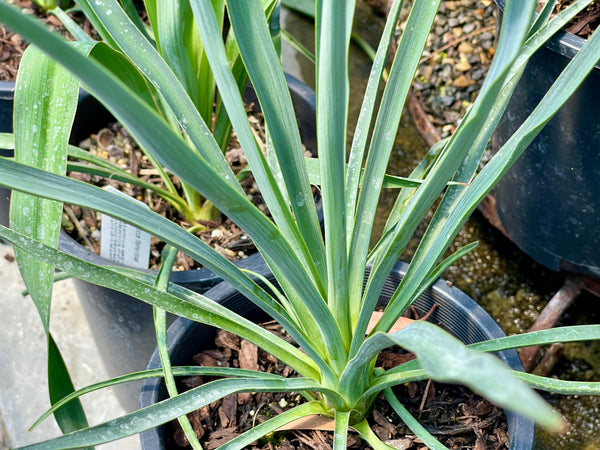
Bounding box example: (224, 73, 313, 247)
(494, 0, 600, 70)
(0, 81, 14, 100)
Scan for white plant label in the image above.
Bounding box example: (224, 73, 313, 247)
(100, 186, 151, 269)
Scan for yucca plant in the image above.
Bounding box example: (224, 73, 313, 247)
(1, 0, 600, 448)
(39, 0, 281, 226)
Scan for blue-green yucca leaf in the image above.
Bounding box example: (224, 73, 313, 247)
(86, 41, 160, 110)
(373, 326, 600, 384)
(469, 325, 600, 353)
(119, 0, 154, 42)
(0, 224, 320, 379)
(477, 0, 536, 96)
(512, 372, 600, 395)
(12, 46, 77, 333)
(333, 410, 351, 450)
(383, 387, 445, 449)
(0, 158, 336, 377)
(304, 157, 428, 189)
(421, 0, 562, 198)
(529, 0, 558, 37)
(379, 137, 449, 237)
(345, 0, 404, 238)
(153, 246, 201, 450)
(348, 0, 444, 355)
(227, 0, 348, 375)
(348, 0, 441, 291)
(352, 420, 399, 450)
(226, 0, 327, 286)
(314, 0, 354, 343)
(16, 378, 331, 449)
(366, 0, 578, 337)
(341, 321, 562, 430)
(280, 0, 314, 17)
(151, 1, 206, 113)
(50, 6, 94, 42)
(64, 161, 187, 215)
(191, 0, 326, 296)
(378, 0, 597, 332)
(72, 0, 120, 49)
(218, 401, 330, 450)
(11, 44, 90, 435)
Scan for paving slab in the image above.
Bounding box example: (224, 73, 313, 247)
(0, 242, 140, 449)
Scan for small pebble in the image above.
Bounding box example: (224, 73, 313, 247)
(454, 74, 474, 88)
(455, 59, 472, 72)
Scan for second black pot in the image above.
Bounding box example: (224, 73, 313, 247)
(491, 0, 600, 278)
(139, 260, 534, 449)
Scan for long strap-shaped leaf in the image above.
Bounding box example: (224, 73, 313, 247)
(341, 321, 561, 430)
(0, 160, 338, 377)
(218, 401, 329, 450)
(12, 45, 75, 349)
(469, 325, 600, 353)
(383, 386, 447, 449)
(152, 1, 205, 115)
(347, 2, 452, 356)
(313, 0, 355, 343)
(378, 0, 594, 326)
(11, 44, 89, 435)
(348, 1, 441, 314)
(0, 3, 344, 364)
(226, 0, 327, 289)
(512, 372, 600, 395)
(153, 246, 201, 449)
(16, 377, 333, 450)
(371, 325, 600, 383)
(345, 0, 404, 239)
(226, 0, 346, 373)
(32, 365, 287, 430)
(366, 325, 600, 402)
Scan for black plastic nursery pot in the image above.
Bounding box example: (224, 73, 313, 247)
(491, 0, 600, 278)
(139, 260, 535, 450)
(60, 73, 319, 411)
(0, 81, 15, 228)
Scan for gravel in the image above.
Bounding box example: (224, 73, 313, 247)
(400, 0, 497, 139)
